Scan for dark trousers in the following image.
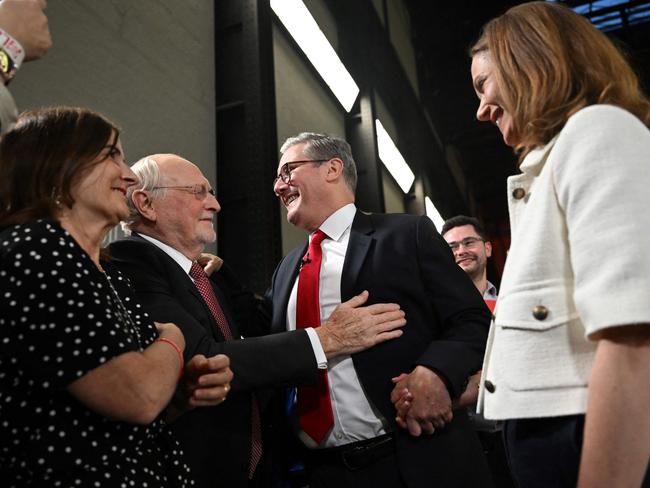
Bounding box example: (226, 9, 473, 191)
(504, 415, 650, 488)
(307, 450, 406, 488)
(289, 435, 407, 488)
(477, 431, 516, 488)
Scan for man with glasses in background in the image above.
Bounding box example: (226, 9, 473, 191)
(108, 153, 406, 488)
(441, 215, 515, 488)
(441, 216, 496, 311)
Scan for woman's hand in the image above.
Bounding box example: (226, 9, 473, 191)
(453, 370, 481, 409)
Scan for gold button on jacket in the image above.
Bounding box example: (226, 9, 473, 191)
(532, 305, 549, 320)
(512, 187, 526, 200)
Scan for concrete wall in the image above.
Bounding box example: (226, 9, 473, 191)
(386, 0, 419, 98)
(12, 0, 216, 185)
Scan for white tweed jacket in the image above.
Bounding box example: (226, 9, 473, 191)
(478, 105, 650, 420)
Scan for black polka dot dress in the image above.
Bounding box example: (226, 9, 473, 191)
(0, 220, 194, 487)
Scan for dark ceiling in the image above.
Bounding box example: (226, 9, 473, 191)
(404, 0, 650, 253)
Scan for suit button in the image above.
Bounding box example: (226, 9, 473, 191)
(484, 380, 496, 393)
(512, 188, 526, 200)
(532, 305, 549, 320)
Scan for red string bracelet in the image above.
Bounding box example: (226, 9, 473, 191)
(156, 337, 184, 379)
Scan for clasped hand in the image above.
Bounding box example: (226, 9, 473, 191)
(180, 354, 233, 408)
(390, 366, 453, 436)
(391, 367, 482, 436)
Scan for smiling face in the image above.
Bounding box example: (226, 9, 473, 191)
(443, 224, 491, 280)
(273, 142, 332, 233)
(69, 135, 137, 226)
(152, 156, 220, 258)
(471, 51, 519, 147)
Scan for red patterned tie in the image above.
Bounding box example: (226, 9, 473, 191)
(295, 230, 334, 444)
(189, 262, 262, 478)
(190, 262, 233, 340)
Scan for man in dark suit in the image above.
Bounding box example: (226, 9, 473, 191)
(269, 133, 492, 487)
(108, 153, 406, 488)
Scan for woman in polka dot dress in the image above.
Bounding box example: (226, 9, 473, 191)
(0, 107, 232, 487)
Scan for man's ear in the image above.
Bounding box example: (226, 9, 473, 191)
(325, 157, 344, 182)
(485, 240, 492, 258)
(131, 190, 157, 222)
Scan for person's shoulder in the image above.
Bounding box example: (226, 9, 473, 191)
(108, 234, 157, 259)
(550, 104, 650, 185)
(0, 219, 66, 256)
(356, 210, 421, 226)
(564, 104, 648, 136)
(359, 211, 430, 237)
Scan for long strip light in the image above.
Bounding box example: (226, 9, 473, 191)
(375, 119, 415, 193)
(425, 197, 445, 232)
(271, 0, 360, 112)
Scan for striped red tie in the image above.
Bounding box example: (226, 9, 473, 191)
(189, 262, 262, 477)
(295, 230, 334, 444)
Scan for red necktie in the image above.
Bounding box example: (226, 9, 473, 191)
(295, 230, 334, 444)
(189, 262, 262, 478)
(190, 262, 234, 340)
(484, 299, 496, 313)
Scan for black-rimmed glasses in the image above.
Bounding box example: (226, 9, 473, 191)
(447, 237, 484, 252)
(152, 184, 215, 200)
(272, 159, 330, 187)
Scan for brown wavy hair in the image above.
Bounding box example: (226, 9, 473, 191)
(471, 1, 650, 160)
(0, 106, 119, 227)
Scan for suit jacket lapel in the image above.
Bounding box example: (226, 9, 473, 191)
(341, 211, 374, 301)
(131, 233, 227, 341)
(272, 244, 306, 334)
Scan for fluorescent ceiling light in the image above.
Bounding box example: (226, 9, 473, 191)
(375, 119, 415, 193)
(425, 197, 445, 232)
(271, 0, 360, 112)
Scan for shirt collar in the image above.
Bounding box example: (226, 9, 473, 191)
(484, 280, 498, 300)
(137, 233, 194, 275)
(317, 203, 356, 242)
(519, 134, 559, 177)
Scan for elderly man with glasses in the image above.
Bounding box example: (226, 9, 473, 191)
(107, 153, 407, 488)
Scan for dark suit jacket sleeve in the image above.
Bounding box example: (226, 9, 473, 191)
(210, 262, 272, 338)
(108, 239, 319, 392)
(413, 216, 490, 397)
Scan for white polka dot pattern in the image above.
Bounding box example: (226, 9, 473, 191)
(0, 221, 194, 487)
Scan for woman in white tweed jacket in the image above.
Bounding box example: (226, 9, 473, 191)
(470, 3, 650, 487)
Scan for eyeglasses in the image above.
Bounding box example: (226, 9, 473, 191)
(447, 237, 484, 252)
(273, 159, 330, 187)
(152, 184, 215, 200)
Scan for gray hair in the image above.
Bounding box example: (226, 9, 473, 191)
(120, 156, 167, 234)
(280, 132, 357, 193)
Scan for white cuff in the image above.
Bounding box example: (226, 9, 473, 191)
(305, 327, 327, 369)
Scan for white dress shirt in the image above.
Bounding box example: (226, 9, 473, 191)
(139, 233, 193, 274)
(483, 280, 498, 301)
(286, 203, 387, 448)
